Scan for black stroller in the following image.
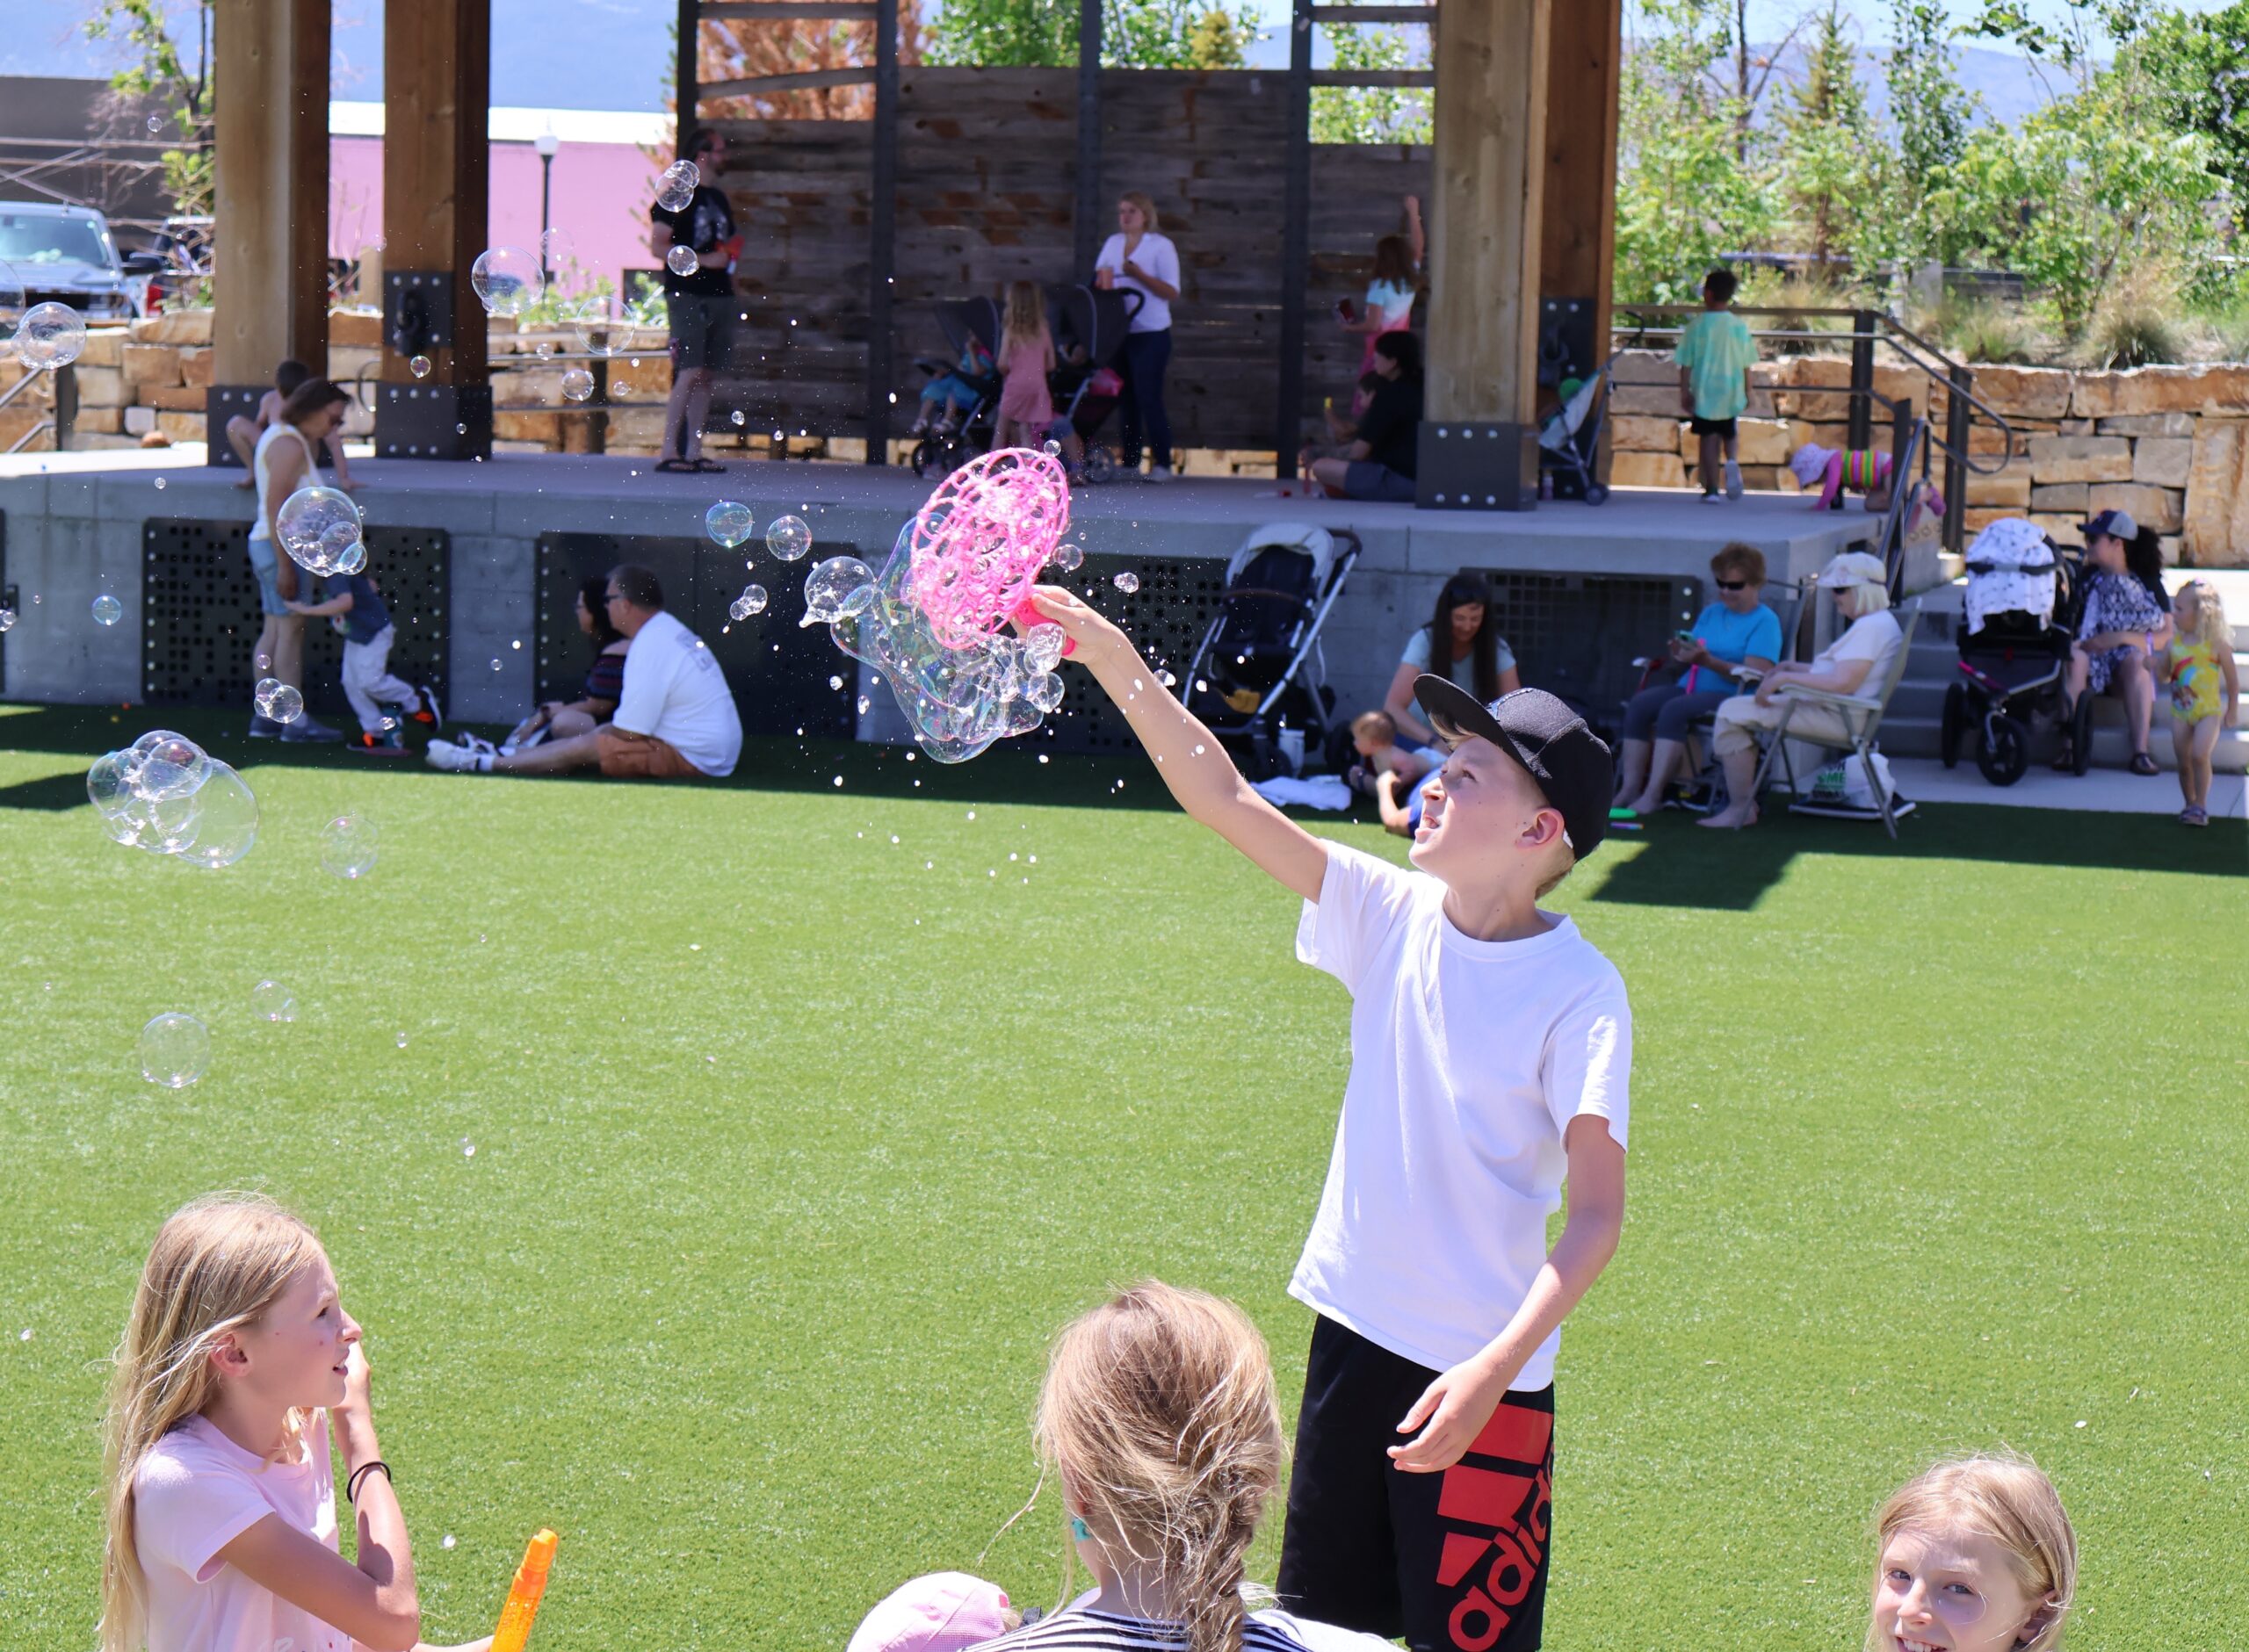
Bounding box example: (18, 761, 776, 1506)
(1536, 355, 1617, 504)
(1047, 282, 1142, 483)
(908, 297, 1003, 479)
(1181, 523, 1363, 778)
(1941, 517, 2087, 786)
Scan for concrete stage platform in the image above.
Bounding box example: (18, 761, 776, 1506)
(0, 447, 1877, 727)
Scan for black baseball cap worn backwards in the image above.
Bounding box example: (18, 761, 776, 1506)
(1412, 677, 1613, 858)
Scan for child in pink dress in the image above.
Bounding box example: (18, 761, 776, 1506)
(993, 280, 1058, 452)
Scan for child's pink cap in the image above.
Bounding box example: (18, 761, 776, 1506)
(1788, 444, 1834, 487)
(847, 1573, 1014, 1652)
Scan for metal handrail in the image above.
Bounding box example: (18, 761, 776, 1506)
(5, 419, 54, 455)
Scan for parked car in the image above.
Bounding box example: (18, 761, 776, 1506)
(124, 215, 213, 315)
(0, 202, 137, 321)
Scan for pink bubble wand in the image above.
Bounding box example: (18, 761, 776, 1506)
(905, 447, 1075, 655)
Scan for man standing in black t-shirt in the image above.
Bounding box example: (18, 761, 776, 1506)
(1298, 330, 1423, 502)
(647, 126, 740, 473)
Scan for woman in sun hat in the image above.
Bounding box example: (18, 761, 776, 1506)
(1699, 550, 1905, 828)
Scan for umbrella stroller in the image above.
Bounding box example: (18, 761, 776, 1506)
(908, 297, 1003, 479)
(1941, 516, 2086, 785)
(1181, 523, 1363, 778)
(1537, 356, 1616, 504)
(1047, 282, 1142, 483)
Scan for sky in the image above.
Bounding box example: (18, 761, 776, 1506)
(2, 0, 2242, 113)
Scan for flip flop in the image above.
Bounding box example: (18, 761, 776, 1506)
(689, 458, 727, 473)
(2129, 752, 2160, 776)
(653, 457, 697, 473)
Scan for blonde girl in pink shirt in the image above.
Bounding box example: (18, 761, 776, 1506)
(101, 1194, 489, 1652)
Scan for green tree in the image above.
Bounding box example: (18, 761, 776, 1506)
(1775, 2, 1879, 271)
(1615, 0, 1776, 303)
(1310, 25, 1432, 145)
(84, 0, 214, 220)
(925, 0, 1258, 68)
(1870, 0, 1978, 270)
(2124, 2, 2249, 228)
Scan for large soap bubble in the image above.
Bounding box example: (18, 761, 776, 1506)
(470, 247, 543, 318)
(275, 485, 364, 574)
(566, 294, 631, 359)
(140, 1013, 211, 1088)
(254, 678, 303, 724)
(16, 300, 86, 370)
(705, 500, 754, 548)
(560, 367, 596, 402)
(800, 556, 878, 626)
(766, 515, 813, 561)
(665, 244, 698, 278)
(89, 731, 259, 868)
(91, 594, 123, 626)
(251, 980, 298, 1023)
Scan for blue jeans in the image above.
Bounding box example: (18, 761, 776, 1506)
(247, 535, 288, 617)
(1118, 328, 1173, 470)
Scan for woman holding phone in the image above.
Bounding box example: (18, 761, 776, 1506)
(1613, 541, 1783, 814)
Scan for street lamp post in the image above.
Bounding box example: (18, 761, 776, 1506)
(534, 127, 560, 288)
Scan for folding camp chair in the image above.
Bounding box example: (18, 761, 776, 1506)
(1746, 606, 1924, 839)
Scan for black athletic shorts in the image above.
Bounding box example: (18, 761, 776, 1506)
(1276, 1317, 1555, 1652)
(1688, 414, 1737, 437)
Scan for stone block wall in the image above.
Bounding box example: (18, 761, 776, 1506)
(1602, 348, 2248, 566)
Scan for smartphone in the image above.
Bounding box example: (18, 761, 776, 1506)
(1675, 630, 1696, 643)
(1334, 298, 1357, 322)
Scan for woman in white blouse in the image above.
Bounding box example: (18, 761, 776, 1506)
(1093, 191, 1182, 480)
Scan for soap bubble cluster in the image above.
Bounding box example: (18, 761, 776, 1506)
(765, 515, 813, 561)
(255, 678, 303, 725)
(728, 585, 768, 621)
(15, 301, 86, 371)
(140, 1012, 211, 1088)
(87, 731, 260, 869)
(275, 485, 365, 575)
(705, 500, 754, 548)
(655, 159, 699, 212)
(823, 518, 1068, 764)
(470, 247, 543, 318)
(320, 813, 380, 879)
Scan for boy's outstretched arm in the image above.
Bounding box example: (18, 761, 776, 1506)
(1029, 582, 1328, 900)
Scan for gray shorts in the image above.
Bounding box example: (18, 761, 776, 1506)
(247, 535, 288, 617)
(1342, 460, 1416, 502)
(667, 294, 736, 373)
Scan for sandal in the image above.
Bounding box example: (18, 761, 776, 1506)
(689, 457, 727, 473)
(2129, 752, 2160, 776)
(652, 457, 696, 473)
(2181, 805, 2209, 826)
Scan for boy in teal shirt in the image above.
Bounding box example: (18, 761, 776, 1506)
(1674, 267, 1758, 502)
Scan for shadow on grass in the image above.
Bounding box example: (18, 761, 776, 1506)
(3, 706, 2238, 906)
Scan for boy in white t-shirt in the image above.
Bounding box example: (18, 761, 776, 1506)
(1025, 585, 1630, 1652)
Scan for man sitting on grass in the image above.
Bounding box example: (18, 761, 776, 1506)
(427, 564, 741, 779)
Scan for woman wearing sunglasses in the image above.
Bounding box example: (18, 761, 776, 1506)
(1613, 541, 1783, 815)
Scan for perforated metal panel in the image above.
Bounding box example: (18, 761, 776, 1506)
(534, 533, 854, 740)
(1040, 552, 1229, 754)
(141, 519, 451, 717)
(1470, 569, 1700, 731)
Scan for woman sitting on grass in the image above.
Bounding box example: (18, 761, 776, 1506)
(101, 1194, 488, 1652)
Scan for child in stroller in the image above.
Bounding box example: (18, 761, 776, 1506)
(908, 297, 1003, 476)
(1046, 282, 1141, 483)
(1940, 516, 2084, 787)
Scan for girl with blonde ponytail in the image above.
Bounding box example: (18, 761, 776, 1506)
(970, 1282, 1391, 1652)
(99, 1194, 488, 1652)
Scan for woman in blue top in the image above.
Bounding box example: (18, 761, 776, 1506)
(1614, 541, 1783, 813)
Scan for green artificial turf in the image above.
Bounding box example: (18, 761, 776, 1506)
(0, 704, 2241, 1650)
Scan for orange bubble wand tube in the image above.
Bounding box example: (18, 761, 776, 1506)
(490, 1529, 559, 1652)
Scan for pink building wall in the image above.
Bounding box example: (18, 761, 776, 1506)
(328, 131, 668, 299)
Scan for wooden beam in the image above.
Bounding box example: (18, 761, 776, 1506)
(1308, 69, 1434, 86)
(700, 68, 877, 98)
(1426, 0, 1548, 423)
(701, 0, 879, 14)
(1073, 0, 1102, 275)
(211, 0, 329, 386)
(382, 0, 489, 386)
(1311, 5, 1437, 22)
(1537, 0, 1619, 364)
(1275, 0, 1313, 478)
(863, 0, 897, 460)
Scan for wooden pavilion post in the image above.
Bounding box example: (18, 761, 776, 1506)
(1418, 0, 1549, 509)
(206, 0, 330, 466)
(1537, 0, 1619, 485)
(374, 0, 492, 459)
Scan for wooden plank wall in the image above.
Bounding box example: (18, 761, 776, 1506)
(710, 68, 1431, 451)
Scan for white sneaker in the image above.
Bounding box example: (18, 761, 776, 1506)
(1724, 459, 1744, 500)
(425, 739, 492, 773)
